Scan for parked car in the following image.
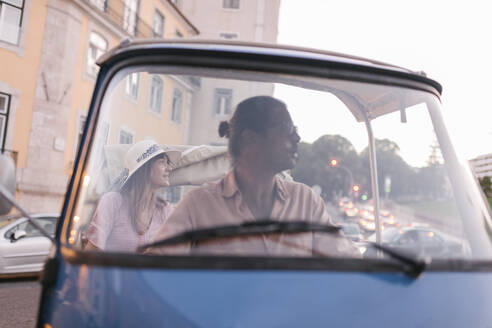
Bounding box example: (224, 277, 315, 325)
(2, 40, 492, 327)
(340, 222, 364, 242)
(0, 213, 58, 275)
(363, 226, 471, 259)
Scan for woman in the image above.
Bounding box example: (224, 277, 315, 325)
(85, 139, 180, 252)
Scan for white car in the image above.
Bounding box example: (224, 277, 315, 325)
(363, 226, 471, 259)
(0, 213, 58, 276)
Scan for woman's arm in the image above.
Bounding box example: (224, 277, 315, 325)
(83, 192, 121, 251)
(84, 240, 101, 251)
(148, 194, 194, 255)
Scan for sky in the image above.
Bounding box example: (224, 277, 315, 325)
(275, 0, 492, 162)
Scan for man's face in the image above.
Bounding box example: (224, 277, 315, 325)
(260, 107, 301, 173)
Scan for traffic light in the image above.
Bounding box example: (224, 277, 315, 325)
(330, 159, 338, 167)
(352, 184, 360, 192)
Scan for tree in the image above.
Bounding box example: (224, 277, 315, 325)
(479, 176, 492, 197)
(359, 139, 414, 199)
(292, 135, 362, 201)
(292, 136, 450, 202)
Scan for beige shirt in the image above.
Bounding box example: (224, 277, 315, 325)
(151, 170, 359, 257)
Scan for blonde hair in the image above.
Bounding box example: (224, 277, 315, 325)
(121, 154, 165, 234)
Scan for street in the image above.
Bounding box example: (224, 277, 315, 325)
(0, 278, 40, 328)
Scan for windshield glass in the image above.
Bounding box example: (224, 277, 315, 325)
(66, 64, 492, 262)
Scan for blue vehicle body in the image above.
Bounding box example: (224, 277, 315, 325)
(41, 261, 492, 327)
(35, 41, 492, 327)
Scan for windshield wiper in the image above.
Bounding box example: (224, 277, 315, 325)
(366, 242, 427, 278)
(140, 220, 341, 252)
(141, 219, 426, 277)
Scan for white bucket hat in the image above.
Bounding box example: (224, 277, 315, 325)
(121, 139, 181, 187)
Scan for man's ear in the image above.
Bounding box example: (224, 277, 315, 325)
(240, 129, 260, 147)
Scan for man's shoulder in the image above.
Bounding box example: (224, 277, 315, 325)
(282, 179, 315, 194)
(281, 179, 323, 203)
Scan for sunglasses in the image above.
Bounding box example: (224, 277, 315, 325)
(271, 121, 298, 136)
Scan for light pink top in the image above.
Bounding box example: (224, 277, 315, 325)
(85, 192, 174, 252)
(151, 171, 359, 257)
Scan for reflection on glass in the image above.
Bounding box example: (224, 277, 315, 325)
(68, 66, 485, 262)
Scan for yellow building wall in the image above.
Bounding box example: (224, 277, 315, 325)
(63, 15, 120, 175)
(104, 73, 189, 146)
(140, 1, 196, 38)
(0, 0, 48, 167)
(0, 0, 199, 212)
(63, 1, 197, 175)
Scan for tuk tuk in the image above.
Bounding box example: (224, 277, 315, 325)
(1, 40, 492, 327)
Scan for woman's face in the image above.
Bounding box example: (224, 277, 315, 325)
(149, 154, 172, 189)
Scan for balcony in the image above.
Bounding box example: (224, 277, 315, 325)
(84, 0, 154, 39)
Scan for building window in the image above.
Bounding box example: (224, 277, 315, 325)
(123, 0, 139, 36)
(214, 88, 232, 115)
(163, 186, 182, 204)
(0, 92, 10, 150)
(89, 0, 107, 12)
(223, 0, 239, 9)
(171, 88, 182, 123)
(73, 114, 87, 159)
(152, 9, 164, 38)
(0, 0, 24, 44)
(118, 129, 134, 144)
(87, 32, 108, 76)
(125, 73, 139, 101)
(88, 121, 110, 176)
(149, 75, 163, 114)
(175, 30, 183, 38)
(95, 122, 109, 154)
(219, 32, 238, 40)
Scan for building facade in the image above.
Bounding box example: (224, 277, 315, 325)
(0, 0, 198, 212)
(176, 0, 281, 146)
(470, 153, 492, 179)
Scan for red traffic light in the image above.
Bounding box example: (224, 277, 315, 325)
(330, 159, 338, 167)
(352, 184, 360, 192)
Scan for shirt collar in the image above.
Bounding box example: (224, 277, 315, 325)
(221, 170, 239, 198)
(221, 170, 290, 202)
(275, 176, 289, 202)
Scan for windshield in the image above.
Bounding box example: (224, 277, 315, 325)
(66, 64, 492, 262)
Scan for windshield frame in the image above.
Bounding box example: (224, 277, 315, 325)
(56, 42, 490, 272)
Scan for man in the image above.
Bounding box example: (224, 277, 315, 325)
(150, 96, 359, 257)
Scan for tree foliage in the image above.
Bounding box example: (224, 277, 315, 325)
(479, 176, 492, 197)
(292, 135, 361, 200)
(292, 134, 450, 202)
